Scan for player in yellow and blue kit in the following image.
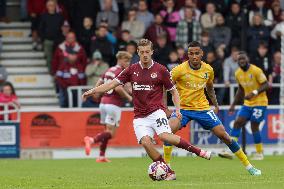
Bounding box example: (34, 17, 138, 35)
(163, 41, 261, 176)
(219, 51, 268, 160)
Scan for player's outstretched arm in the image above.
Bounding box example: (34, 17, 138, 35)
(82, 79, 121, 101)
(205, 82, 219, 114)
(115, 85, 132, 102)
(244, 81, 269, 100)
(169, 88, 182, 120)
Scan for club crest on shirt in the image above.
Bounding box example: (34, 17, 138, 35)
(204, 72, 208, 79)
(151, 72, 157, 78)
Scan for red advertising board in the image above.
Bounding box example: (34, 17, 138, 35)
(20, 111, 190, 148)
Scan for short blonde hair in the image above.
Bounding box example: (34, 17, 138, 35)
(137, 38, 153, 50)
(116, 51, 132, 60)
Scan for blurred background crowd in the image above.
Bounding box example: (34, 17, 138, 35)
(0, 0, 284, 107)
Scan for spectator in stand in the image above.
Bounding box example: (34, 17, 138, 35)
(153, 34, 173, 67)
(136, 0, 154, 29)
(116, 30, 132, 51)
(210, 14, 231, 55)
(99, 0, 119, 13)
(223, 47, 239, 87)
(226, 2, 243, 47)
(56, 48, 86, 108)
(272, 51, 281, 83)
(0, 0, 7, 22)
(53, 0, 68, 20)
(271, 10, 284, 52)
(0, 82, 20, 120)
(159, 0, 180, 42)
(200, 31, 214, 60)
(247, 13, 270, 56)
(270, 51, 281, 104)
(121, 8, 145, 40)
(90, 25, 114, 65)
(27, 0, 46, 50)
(54, 20, 71, 48)
(39, 0, 64, 72)
(200, 2, 221, 30)
(206, 51, 225, 104)
(250, 42, 273, 85)
(85, 50, 109, 86)
(96, 0, 119, 32)
(249, 0, 273, 27)
(179, 0, 201, 21)
(167, 50, 180, 71)
(144, 13, 170, 45)
(271, 0, 282, 23)
(77, 17, 95, 58)
(176, 46, 187, 62)
(52, 31, 87, 75)
(126, 41, 140, 64)
(176, 6, 202, 50)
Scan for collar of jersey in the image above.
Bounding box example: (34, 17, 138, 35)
(139, 60, 154, 69)
(188, 60, 202, 70)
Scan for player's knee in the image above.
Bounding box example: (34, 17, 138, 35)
(251, 123, 260, 133)
(169, 119, 180, 133)
(220, 132, 232, 144)
(140, 136, 153, 148)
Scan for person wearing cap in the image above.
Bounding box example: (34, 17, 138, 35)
(56, 48, 86, 108)
(85, 50, 109, 86)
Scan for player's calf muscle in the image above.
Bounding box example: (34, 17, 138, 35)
(158, 133, 180, 145)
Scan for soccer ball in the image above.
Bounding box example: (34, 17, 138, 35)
(148, 161, 169, 181)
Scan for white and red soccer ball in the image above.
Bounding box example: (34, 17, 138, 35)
(148, 161, 169, 181)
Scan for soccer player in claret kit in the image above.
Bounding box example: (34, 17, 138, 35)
(84, 51, 133, 162)
(219, 52, 268, 160)
(163, 41, 262, 176)
(83, 39, 211, 180)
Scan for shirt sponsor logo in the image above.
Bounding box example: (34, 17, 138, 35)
(133, 82, 153, 91)
(186, 82, 206, 90)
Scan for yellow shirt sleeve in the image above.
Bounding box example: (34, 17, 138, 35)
(256, 68, 267, 84)
(170, 66, 179, 82)
(207, 67, 214, 83)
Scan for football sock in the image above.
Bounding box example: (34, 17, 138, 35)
(253, 131, 263, 154)
(163, 142, 173, 164)
(94, 132, 112, 156)
(176, 138, 201, 156)
(94, 132, 112, 143)
(227, 140, 251, 167)
(230, 127, 241, 142)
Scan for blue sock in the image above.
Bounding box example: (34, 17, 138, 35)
(227, 140, 241, 153)
(253, 131, 262, 144)
(164, 142, 172, 146)
(231, 127, 241, 138)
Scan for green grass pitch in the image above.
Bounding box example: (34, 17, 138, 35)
(0, 156, 283, 189)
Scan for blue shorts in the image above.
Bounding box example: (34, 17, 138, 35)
(237, 105, 267, 123)
(171, 109, 222, 130)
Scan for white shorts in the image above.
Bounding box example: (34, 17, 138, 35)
(99, 103, 121, 127)
(133, 109, 172, 144)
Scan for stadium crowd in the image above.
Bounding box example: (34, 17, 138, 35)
(1, 0, 284, 107)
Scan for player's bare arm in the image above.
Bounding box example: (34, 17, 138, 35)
(229, 84, 245, 113)
(169, 88, 182, 120)
(205, 81, 219, 114)
(95, 79, 104, 87)
(244, 81, 269, 100)
(115, 85, 132, 102)
(82, 79, 120, 101)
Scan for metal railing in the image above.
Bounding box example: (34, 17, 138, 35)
(67, 83, 282, 108)
(0, 102, 20, 122)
